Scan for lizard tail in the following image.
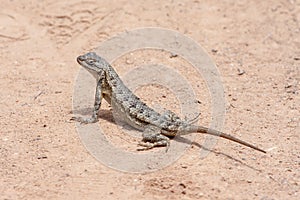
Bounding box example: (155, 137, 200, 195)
(184, 125, 266, 153)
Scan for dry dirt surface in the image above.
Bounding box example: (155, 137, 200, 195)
(1, 0, 299, 199)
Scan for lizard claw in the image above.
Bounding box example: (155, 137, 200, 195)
(70, 116, 98, 124)
(137, 141, 170, 152)
(137, 142, 154, 151)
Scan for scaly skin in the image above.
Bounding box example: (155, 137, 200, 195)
(73, 52, 266, 153)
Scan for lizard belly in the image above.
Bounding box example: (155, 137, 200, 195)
(110, 97, 148, 132)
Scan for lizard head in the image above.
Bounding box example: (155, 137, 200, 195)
(77, 52, 109, 78)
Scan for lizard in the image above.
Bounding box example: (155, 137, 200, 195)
(72, 52, 266, 154)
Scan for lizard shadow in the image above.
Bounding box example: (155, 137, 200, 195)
(173, 136, 262, 172)
(72, 107, 140, 131)
(72, 108, 262, 171)
(72, 107, 115, 123)
(72, 107, 94, 116)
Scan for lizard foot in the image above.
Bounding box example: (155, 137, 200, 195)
(137, 140, 170, 152)
(138, 128, 170, 152)
(70, 116, 99, 124)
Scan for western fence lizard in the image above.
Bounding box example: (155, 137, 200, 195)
(72, 52, 266, 153)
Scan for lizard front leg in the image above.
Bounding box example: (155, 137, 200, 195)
(72, 77, 104, 124)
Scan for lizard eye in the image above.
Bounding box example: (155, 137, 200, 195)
(87, 59, 95, 64)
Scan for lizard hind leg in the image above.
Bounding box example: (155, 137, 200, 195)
(162, 110, 181, 122)
(138, 125, 170, 151)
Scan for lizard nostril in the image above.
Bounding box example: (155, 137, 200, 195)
(77, 56, 84, 62)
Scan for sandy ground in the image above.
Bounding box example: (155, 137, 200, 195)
(1, 0, 299, 199)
